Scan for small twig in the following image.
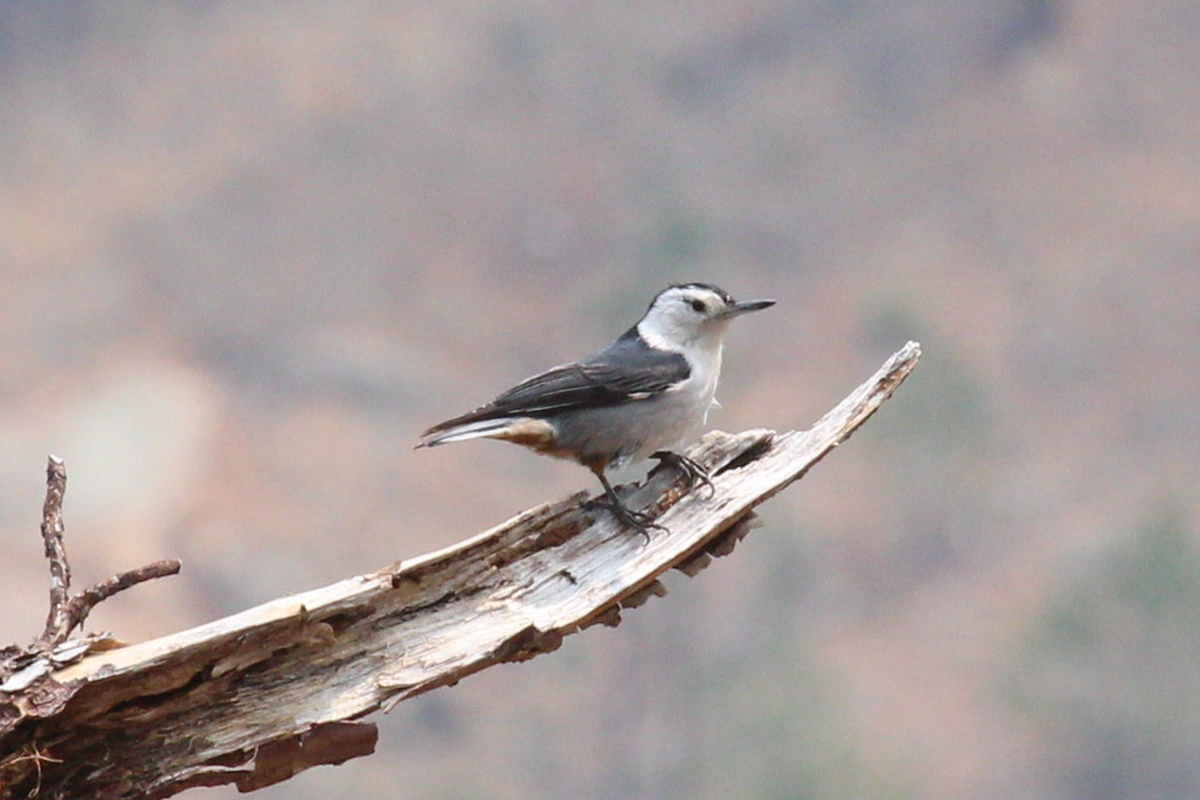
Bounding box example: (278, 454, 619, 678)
(38, 456, 70, 648)
(62, 560, 183, 636)
(33, 456, 182, 649)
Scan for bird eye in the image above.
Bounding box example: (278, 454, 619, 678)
(690, 299, 707, 313)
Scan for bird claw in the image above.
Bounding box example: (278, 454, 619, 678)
(584, 495, 666, 540)
(651, 451, 716, 498)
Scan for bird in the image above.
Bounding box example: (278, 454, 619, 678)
(417, 283, 775, 532)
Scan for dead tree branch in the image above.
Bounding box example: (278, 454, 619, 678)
(0, 342, 920, 800)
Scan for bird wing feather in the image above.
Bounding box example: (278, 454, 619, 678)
(421, 344, 689, 436)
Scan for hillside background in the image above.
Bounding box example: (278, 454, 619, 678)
(2, 2, 1199, 798)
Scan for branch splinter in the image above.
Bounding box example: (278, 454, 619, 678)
(62, 560, 183, 636)
(38, 455, 71, 648)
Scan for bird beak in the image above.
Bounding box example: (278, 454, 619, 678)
(723, 298, 776, 317)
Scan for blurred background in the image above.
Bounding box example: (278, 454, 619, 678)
(1, 2, 1198, 798)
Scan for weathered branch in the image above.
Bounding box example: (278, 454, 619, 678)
(0, 342, 920, 800)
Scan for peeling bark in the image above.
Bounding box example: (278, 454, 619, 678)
(0, 342, 920, 799)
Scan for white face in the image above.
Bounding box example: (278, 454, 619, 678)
(637, 285, 739, 349)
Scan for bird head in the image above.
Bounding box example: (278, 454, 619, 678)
(637, 283, 775, 350)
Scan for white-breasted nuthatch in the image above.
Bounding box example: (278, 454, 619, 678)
(417, 283, 775, 531)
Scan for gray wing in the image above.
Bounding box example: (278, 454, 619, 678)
(421, 343, 689, 436)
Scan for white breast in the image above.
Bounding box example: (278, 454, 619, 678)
(618, 340, 723, 465)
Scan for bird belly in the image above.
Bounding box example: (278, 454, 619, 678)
(549, 377, 715, 470)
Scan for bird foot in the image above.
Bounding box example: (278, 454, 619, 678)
(651, 451, 715, 498)
(584, 495, 666, 540)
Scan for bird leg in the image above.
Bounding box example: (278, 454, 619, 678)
(651, 450, 715, 498)
(586, 466, 666, 537)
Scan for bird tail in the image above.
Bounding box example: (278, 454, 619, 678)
(416, 417, 523, 448)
